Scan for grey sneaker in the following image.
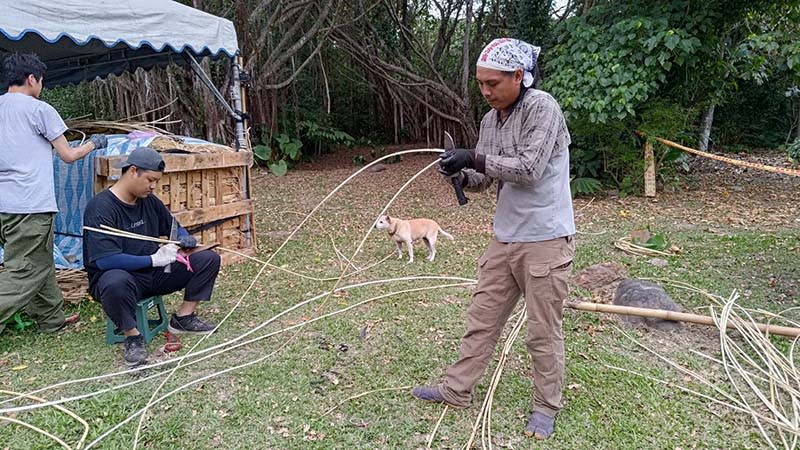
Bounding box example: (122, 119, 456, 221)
(524, 411, 556, 440)
(123, 335, 148, 367)
(168, 313, 215, 335)
(411, 385, 468, 408)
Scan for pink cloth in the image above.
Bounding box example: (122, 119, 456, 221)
(176, 252, 193, 272)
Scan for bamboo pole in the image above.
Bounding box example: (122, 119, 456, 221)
(566, 301, 800, 338)
(635, 131, 800, 177)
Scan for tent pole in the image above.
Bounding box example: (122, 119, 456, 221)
(230, 59, 246, 151)
(236, 55, 249, 150)
(184, 54, 243, 149)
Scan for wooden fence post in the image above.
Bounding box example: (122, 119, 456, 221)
(644, 141, 656, 197)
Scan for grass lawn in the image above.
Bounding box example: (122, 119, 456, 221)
(2, 149, 799, 449)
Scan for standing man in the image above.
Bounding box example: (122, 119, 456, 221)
(83, 147, 220, 366)
(0, 53, 107, 335)
(411, 38, 576, 440)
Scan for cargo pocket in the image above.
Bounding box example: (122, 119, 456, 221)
(528, 259, 572, 304)
(548, 259, 572, 303)
(527, 263, 554, 302)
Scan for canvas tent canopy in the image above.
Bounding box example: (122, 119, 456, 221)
(0, 0, 240, 87)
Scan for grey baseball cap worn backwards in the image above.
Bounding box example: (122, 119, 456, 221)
(114, 147, 166, 172)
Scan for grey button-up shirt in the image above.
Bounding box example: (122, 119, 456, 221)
(464, 88, 576, 242)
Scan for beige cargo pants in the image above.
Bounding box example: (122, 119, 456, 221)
(440, 236, 576, 416)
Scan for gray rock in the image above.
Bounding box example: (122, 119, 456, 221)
(613, 279, 682, 331)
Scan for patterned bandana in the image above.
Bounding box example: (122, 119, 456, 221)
(476, 38, 541, 88)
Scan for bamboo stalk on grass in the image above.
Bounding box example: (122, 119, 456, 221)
(614, 236, 674, 257)
(0, 389, 89, 450)
(1, 280, 476, 419)
(0, 274, 478, 416)
(92, 222, 394, 282)
(460, 309, 526, 450)
(612, 291, 800, 449)
(0, 416, 73, 450)
(84, 282, 478, 450)
(322, 386, 412, 417)
(427, 405, 449, 450)
(458, 288, 800, 449)
(482, 310, 527, 450)
(566, 300, 800, 338)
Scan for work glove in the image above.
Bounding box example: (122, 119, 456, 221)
(89, 134, 108, 149)
(151, 244, 179, 267)
(439, 148, 475, 176)
(179, 234, 198, 249)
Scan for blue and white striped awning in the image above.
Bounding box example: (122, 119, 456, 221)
(0, 0, 239, 86)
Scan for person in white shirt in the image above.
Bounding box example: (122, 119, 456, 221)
(0, 53, 107, 334)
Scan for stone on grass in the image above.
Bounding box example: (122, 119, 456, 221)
(613, 279, 682, 331)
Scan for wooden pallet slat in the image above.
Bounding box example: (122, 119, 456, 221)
(173, 199, 254, 228)
(94, 150, 256, 267)
(95, 152, 253, 177)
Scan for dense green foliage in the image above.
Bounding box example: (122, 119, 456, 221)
(543, 0, 800, 193)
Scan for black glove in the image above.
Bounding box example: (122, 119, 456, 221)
(439, 148, 475, 176)
(179, 234, 197, 248)
(89, 134, 108, 149)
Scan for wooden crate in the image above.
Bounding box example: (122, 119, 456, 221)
(94, 151, 257, 265)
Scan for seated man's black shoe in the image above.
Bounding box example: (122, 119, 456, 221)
(168, 313, 215, 335)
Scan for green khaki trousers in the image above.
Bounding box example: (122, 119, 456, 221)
(0, 213, 64, 334)
(441, 236, 576, 416)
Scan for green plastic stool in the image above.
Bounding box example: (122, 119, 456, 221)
(105, 296, 168, 345)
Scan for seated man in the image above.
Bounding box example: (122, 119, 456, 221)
(83, 147, 221, 366)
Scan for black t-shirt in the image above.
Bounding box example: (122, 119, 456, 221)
(83, 189, 173, 286)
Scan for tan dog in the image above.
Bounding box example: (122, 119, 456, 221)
(374, 215, 454, 262)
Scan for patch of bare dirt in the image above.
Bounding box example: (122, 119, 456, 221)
(573, 151, 800, 234)
(250, 145, 800, 266)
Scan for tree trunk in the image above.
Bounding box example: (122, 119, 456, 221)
(400, 0, 410, 53)
(699, 104, 715, 151)
(461, 0, 473, 109)
(581, 0, 592, 15)
(795, 101, 800, 141)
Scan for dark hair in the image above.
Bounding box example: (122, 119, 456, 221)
(532, 64, 542, 88)
(3, 53, 47, 88)
(121, 165, 149, 176)
(503, 65, 542, 88)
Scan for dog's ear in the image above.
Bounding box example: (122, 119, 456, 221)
(386, 216, 391, 223)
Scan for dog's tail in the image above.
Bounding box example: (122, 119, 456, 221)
(438, 227, 455, 241)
